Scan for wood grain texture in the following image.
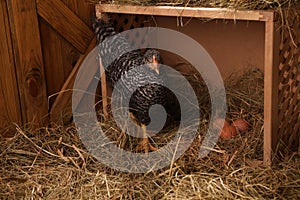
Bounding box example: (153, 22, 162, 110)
(39, 0, 93, 108)
(263, 13, 279, 166)
(0, 0, 22, 132)
(7, 0, 48, 127)
(97, 4, 273, 21)
(60, 0, 81, 80)
(39, 18, 66, 107)
(37, 0, 94, 53)
(50, 37, 97, 124)
(63, 0, 94, 27)
(43, 0, 95, 124)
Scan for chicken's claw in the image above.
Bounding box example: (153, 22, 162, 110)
(136, 138, 158, 153)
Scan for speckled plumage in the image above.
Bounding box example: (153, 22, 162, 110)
(93, 18, 168, 126)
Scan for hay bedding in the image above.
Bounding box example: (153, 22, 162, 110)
(1, 68, 300, 199)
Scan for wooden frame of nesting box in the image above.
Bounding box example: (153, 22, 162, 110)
(96, 4, 300, 165)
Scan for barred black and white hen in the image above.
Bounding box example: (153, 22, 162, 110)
(93, 16, 170, 153)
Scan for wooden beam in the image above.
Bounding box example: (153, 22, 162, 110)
(7, 0, 48, 127)
(39, 19, 66, 107)
(263, 13, 278, 166)
(0, 0, 22, 131)
(97, 4, 273, 22)
(68, 0, 94, 27)
(41, 0, 94, 109)
(50, 37, 97, 124)
(37, 0, 94, 53)
(99, 58, 108, 117)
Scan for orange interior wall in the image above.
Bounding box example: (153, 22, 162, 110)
(155, 16, 265, 78)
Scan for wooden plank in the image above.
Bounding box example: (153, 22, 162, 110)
(7, 0, 48, 127)
(65, 0, 94, 27)
(37, 0, 94, 53)
(59, 0, 81, 81)
(97, 4, 273, 22)
(40, 0, 92, 109)
(263, 13, 279, 165)
(99, 58, 108, 117)
(61, 40, 80, 83)
(0, 0, 22, 132)
(50, 37, 97, 124)
(39, 18, 66, 107)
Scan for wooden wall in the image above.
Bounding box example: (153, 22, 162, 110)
(0, 0, 95, 134)
(0, 0, 22, 135)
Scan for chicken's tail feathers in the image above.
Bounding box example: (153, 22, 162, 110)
(92, 13, 116, 44)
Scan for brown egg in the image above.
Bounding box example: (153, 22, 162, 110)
(220, 125, 238, 140)
(228, 125, 238, 137)
(213, 118, 230, 130)
(232, 119, 250, 132)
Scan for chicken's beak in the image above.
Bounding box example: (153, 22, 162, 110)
(152, 55, 160, 74)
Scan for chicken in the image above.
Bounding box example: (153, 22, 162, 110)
(93, 16, 168, 153)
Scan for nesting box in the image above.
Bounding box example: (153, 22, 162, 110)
(96, 4, 300, 165)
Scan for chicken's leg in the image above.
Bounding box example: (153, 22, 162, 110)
(136, 124, 158, 153)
